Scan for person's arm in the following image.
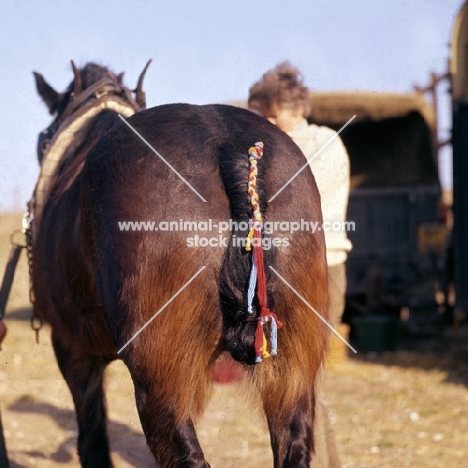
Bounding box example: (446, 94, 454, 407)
(324, 134, 350, 227)
(315, 129, 352, 252)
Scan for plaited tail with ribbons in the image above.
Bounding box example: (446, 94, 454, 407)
(245, 142, 283, 363)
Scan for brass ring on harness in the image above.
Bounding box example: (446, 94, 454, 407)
(30, 315, 43, 331)
(10, 230, 28, 249)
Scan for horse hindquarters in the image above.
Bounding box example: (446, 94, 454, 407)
(81, 103, 328, 467)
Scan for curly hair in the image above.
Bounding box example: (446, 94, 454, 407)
(248, 61, 309, 116)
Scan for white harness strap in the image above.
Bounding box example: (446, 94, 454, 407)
(33, 99, 136, 233)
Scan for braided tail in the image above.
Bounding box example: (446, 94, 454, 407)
(245, 142, 283, 363)
(218, 141, 282, 365)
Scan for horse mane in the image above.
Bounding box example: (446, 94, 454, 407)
(69, 63, 117, 91)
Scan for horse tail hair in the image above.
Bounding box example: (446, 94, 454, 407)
(217, 143, 271, 365)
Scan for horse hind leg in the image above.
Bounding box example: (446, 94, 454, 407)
(120, 301, 218, 467)
(133, 382, 211, 468)
(260, 372, 315, 468)
(251, 322, 326, 468)
(51, 333, 113, 468)
(128, 352, 213, 468)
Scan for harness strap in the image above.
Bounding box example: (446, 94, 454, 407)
(33, 97, 137, 236)
(0, 244, 23, 320)
(0, 408, 10, 467)
(58, 76, 141, 126)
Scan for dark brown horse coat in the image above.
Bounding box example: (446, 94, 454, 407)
(33, 64, 329, 468)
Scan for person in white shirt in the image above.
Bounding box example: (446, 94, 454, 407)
(248, 61, 353, 468)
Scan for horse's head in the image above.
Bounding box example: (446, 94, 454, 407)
(33, 60, 151, 163)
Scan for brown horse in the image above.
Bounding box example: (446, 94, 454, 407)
(32, 62, 329, 467)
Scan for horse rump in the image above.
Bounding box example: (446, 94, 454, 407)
(79, 103, 329, 467)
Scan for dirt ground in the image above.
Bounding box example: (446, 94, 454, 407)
(1, 212, 468, 468)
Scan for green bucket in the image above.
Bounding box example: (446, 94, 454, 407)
(352, 315, 399, 353)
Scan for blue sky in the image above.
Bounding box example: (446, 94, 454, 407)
(0, 0, 463, 212)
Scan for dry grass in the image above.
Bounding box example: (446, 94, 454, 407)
(1, 212, 468, 467)
(325, 349, 468, 468)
